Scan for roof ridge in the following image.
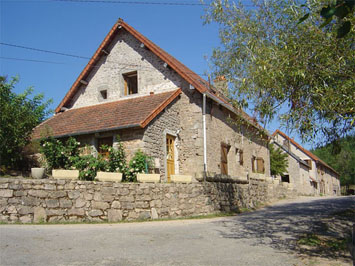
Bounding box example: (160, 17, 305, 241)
(57, 90, 178, 114)
(33, 89, 181, 140)
(273, 130, 338, 175)
(54, 18, 265, 132)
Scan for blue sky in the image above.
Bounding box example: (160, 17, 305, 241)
(0, 0, 314, 149)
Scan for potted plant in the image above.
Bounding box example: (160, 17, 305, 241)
(31, 154, 46, 179)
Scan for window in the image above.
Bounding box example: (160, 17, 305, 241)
(281, 174, 290, 183)
(97, 137, 113, 157)
(100, 90, 107, 99)
(123, 71, 138, 95)
(252, 156, 265, 174)
(305, 159, 312, 170)
(221, 143, 230, 175)
(236, 148, 243, 166)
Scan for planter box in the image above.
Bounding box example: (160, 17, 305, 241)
(137, 173, 160, 183)
(96, 172, 122, 182)
(31, 168, 45, 179)
(52, 169, 79, 180)
(171, 175, 193, 183)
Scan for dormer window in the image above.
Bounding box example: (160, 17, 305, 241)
(123, 71, 138, 95)
(100, 90, 107, 99)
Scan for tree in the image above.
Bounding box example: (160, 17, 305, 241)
(0, 76, 52, 170)
(204, 0, 355, 145)
(269, 143, 289, 176)
(299, 0, 355, 38)
(311, 135, 355, 186)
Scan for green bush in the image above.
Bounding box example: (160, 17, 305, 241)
(126, 150, 152, 182)
(40, 137, 80, 170)
(39, 135, 148, 182)
(0, 76, 52, 170)
(103, 136, 128, 174)
(74, 155, 108, 181)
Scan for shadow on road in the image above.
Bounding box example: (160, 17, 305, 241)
(214, 196, 354, 261)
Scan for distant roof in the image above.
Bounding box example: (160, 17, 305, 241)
(33, 89, 181, 139)
(272, 130, 339, 176)
(54, 18, 264, 132)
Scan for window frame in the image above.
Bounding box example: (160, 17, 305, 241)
(123, 71, 138, 96)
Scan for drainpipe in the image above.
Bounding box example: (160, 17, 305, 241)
(203, 93, 207, 181)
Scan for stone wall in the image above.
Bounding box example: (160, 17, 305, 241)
(0, 178, 294, 224)
(142, 97, 181, 180)
(206, 100, 270, 178)
(69, 30, 183, 109)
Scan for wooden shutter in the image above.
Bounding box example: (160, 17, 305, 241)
(239, 150, 244, 166)
(256, 157, 265, 174)
(251, 156, 256, 173)
(221, 144, 229, 175)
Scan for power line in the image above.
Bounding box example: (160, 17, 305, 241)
(0, 0, 210, 5)
(52, 0, 207, 5)
(0, 56, 67, 65)
(0, 42, 90, 60)
(0, 52, 209, 76)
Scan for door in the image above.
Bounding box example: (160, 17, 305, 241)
(221, 143, 229, 175)
(166, 134, 175, 182)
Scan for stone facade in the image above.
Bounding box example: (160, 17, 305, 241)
(48, 22, 272, 183)
(69, 30, 182, 109)
(0, 178, 294, 224)
(273, 132, 340, 196)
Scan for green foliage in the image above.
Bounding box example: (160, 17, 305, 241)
(298, 233, 321, 246)
(105, 136, 128, 175)
(39, 135, 132, 181)
(204, 0, 355, 145)
(299, 0, 354, 38)
(126, 150, 152, 182)
(269, 143, 289, 176)
(73, 155, 108, 181)
(40, 137, 80, 170)
(0, 76, 52, 169)
(311, 135, 355, 185)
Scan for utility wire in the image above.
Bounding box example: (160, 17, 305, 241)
(0, 0, 210, 5)
(0, 56, 67, 65)
(0, 42, 90, 60)
(52, 0, 207, 5)
(0, 45, 209, 76)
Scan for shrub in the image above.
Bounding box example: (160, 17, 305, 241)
(74, 155, 109, 181)
(0, 76, 52, 170)
(40, 137, 80, 170)
(126, 150, 152, 182)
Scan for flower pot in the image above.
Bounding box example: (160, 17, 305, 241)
(52, 169, 79, 180)
(96, 172, 122, 182)
(137, 173, 160, 183)
(31, 168, 45, 179)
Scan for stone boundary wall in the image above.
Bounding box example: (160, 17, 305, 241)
(0, 178, 295, 223)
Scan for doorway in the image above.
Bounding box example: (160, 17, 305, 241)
(166, 134, 175, 182)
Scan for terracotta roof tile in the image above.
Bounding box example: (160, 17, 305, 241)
(272, 130, 339, 176)
(33, 89, 181, 139)
(54, 18, 264, 132)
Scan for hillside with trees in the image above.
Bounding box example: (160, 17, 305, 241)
(311, 135, 355, 186)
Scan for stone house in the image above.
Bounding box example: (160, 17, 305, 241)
(272, 130, 340, 195)
(33, 18, 270, 182)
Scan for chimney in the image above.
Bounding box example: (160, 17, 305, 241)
(213, 76, 228, 97)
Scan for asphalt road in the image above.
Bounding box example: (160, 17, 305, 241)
(0, 196, 354, 266)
